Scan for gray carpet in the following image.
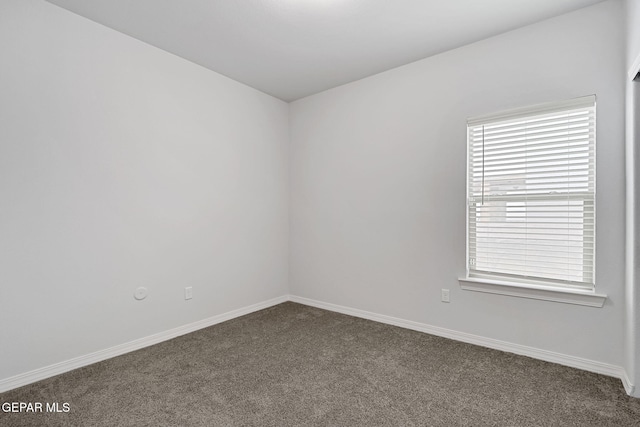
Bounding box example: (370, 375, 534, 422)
(1, 302, 639, 426)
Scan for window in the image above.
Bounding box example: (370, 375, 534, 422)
(466, 96, 596, 291)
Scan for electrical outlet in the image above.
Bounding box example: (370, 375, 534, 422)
(441, 289, 450, 303)
(185, 286, 193, 300)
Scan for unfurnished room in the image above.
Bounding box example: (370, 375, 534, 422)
(1, 0, 640, 425)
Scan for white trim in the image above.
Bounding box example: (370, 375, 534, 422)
(289, 295, 627, 389)
(0, 295, 288, 393)
(2, 294, 633, 397)
(621, 370, 637, 397)
(458, 277, 607, 307)
(629, 52, 640, 81)
(467, 95, 595, 126)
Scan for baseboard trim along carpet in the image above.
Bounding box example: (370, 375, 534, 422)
(622, 370, 637, 397)
(2, 294, 635, 397)
(0, 295, 289, 393)
(288, 295, 635, 396)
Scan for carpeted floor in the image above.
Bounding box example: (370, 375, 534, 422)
(1, 302, 639, 426)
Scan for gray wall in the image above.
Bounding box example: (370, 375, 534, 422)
(0, 0, 289, 381)
(627, 0, 640, 70)
(290, 1, 625, 367)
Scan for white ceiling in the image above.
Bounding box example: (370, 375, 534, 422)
(46, 0, 606, 102)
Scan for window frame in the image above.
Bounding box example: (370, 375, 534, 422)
(459, 96, 606, 307)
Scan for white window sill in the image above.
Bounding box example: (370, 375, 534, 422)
(458, 277, 606, 307)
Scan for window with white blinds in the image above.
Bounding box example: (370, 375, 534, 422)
(466, 96, 596, 289)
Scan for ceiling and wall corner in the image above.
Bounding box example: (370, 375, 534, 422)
(45, 0, 606, 102)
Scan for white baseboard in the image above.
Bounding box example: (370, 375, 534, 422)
(0, 295, 288, 393)
(289, 295, 633, 394)
(3, 294, 635, 398)
(622, 370, 637, 397)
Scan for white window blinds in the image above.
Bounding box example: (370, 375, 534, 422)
(467, 96, 596, 289)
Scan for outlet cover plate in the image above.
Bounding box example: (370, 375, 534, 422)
(441, 289, 450, 303)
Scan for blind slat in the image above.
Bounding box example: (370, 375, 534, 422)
(467, 97, 596, 286)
